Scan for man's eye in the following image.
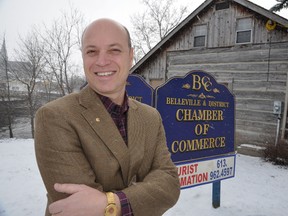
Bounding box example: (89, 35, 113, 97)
(86, 50, 95, 54)
(110, 49, 121, 54)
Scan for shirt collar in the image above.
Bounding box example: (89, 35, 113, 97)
(98, 93, 129, 115)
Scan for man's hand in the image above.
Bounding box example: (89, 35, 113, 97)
(49, 183, 107, 216)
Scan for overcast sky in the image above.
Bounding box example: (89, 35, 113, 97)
(0, 0, 287, 57)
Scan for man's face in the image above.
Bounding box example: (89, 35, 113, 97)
(82, 20, 133, 103)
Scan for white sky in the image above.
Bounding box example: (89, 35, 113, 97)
(0, 0, 287, 57)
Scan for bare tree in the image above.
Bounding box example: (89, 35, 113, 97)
(130, 0, 188, 62)
(0, 37, 14, 138)
(11, 29, 46, 138)
(42, 7, 84, 96)
(270, 0, 288, 12)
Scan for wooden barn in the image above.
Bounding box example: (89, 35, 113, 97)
(130, 0, 288, 155)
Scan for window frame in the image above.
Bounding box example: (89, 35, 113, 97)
(193, 24, 208, 48)
(235, 17, 253, 44)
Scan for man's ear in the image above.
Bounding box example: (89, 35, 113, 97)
(129, 48, 134, 66)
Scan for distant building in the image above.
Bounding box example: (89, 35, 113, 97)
(0, 39, 31, 94)
(131, 0, 288, 154)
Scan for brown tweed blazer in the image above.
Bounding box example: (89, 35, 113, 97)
(34, 86, 180, 216)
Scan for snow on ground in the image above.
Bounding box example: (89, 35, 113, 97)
(0, 138, 287, 216)
(0, 139, 45, 216)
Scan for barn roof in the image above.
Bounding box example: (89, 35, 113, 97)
(130, 0, 288, 74)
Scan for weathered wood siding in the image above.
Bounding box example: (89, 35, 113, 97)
(166, 42, 288, 146)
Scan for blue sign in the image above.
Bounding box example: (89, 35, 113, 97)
(126, 74, 154, 106)
(155, 71, 235, 164)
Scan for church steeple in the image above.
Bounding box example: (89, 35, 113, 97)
(0, 38, 8, 62)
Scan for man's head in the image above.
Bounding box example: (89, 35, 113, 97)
(81, 18, 133, 104)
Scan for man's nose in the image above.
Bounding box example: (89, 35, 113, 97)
(95, 52, 110, 66)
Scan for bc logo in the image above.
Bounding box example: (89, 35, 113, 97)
(192, 74, 212, 92)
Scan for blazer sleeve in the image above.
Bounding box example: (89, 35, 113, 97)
(122, 109, 181, 216)
(34, 105, 102, 202)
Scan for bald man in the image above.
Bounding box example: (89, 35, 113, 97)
(35, 18, 180, 216)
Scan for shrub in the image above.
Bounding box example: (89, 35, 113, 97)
(263, 139, 288, 166)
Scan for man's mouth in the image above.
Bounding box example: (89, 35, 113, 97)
(95, 71, 115, 77)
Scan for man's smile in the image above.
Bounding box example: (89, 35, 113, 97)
(95, 71, 115, 76)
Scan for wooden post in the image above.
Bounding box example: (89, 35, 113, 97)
(212, 181, 221, 208)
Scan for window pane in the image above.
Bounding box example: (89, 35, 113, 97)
(194, 36, 205, 47)
(216, 2, 230, 10)
(236, 30, 251, 43)
(195, 25, 207, 35)
(237, 18, 252, 30)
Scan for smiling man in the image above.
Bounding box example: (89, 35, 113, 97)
(82, 19, 133, 105)
(34, 18, 180, 216)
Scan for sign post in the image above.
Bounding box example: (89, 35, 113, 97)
(212, 181, 221, 208)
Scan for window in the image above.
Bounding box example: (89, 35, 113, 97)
(236, 18, 253, 44)
(193, 24, 207, 47)
(216, 2, 230, 10)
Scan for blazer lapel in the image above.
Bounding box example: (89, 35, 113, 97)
(126, 99, 145, 182)
(79, 87, 130, 186)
